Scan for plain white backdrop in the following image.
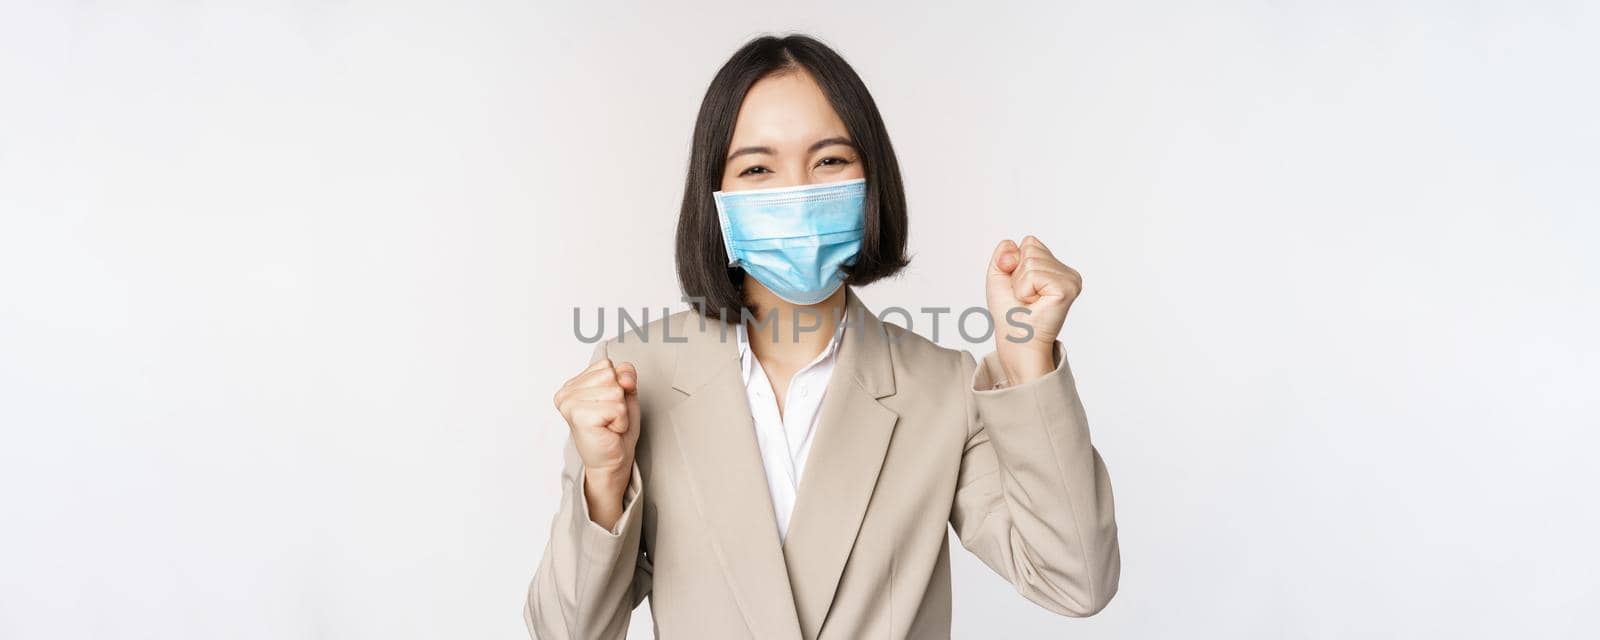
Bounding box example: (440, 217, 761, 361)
(2, 1, 1597, 638)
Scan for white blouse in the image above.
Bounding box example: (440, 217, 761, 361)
(734, 320, 845, 541)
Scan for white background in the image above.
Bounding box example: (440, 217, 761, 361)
(2, 1, 1597, 638)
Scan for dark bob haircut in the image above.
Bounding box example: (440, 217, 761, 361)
(675, 34, 910, 319)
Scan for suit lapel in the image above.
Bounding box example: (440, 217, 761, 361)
(667, 311, 803, 640)
(781, 290, 900, 640)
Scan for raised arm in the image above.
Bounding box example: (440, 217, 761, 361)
(525, 341, 651, 639)
(949, 235, 1119, 615)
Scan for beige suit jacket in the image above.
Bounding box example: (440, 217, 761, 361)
(525, 290, 1119, 639)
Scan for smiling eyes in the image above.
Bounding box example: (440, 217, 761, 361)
(737, 156, 854, 177)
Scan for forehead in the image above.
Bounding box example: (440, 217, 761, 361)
(729, 69, 849, 148)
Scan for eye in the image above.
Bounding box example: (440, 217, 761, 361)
(816, 156, 854, 168)
(737, 165, 771, 177)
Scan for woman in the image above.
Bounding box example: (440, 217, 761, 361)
(527, 34, 1119, 639)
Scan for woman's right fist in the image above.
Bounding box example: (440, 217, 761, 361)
(553, 357, 639, 528)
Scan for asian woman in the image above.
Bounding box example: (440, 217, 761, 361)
(526, 33, 1119, 639)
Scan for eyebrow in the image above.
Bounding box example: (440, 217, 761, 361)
(807, 136, 856, 155)
(725, 136, 856, 163)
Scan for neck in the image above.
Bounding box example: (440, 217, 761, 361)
(742, 280, 847, 366)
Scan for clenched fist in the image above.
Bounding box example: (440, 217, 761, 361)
(553, 357, 640, 529)
(985, 235, 1083, 385)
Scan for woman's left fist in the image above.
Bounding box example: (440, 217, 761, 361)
(984, 235, 1082, 384)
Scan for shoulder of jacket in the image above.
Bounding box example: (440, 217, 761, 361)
(879, 317, 976, 378)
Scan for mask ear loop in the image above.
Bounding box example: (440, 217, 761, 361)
(712, 193, 742, 267)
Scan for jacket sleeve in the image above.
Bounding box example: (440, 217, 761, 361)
(949, 341, 1120, 617)
(525, 341, 652, 639)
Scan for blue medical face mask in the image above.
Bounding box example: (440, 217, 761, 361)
(713, 178, 867, 305)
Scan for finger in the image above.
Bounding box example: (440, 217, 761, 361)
(574, 364, 620, 388)
(614, 362, 638, 394)
(1012, 268, 1045, 304)
(1019, 235, 1058, 261)
(624, 391, 641, 441)
(557, 388, 623, 423)
(605, 406, 630, 434)
(1013, 268, 1071, 304)
(556, 370, 612, 408)
(563, 357, 615, 388)
(572, 402, 628, 433)
(1018, 256, 1071, 277)
(569, 385, 625, 405)
(988, 239, 1020, 277)
(599, 391, 631, 434)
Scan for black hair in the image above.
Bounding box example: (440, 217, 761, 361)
(674, 33, 910, 319)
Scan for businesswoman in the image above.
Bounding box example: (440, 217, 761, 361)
(527, 34, 1120, 639)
